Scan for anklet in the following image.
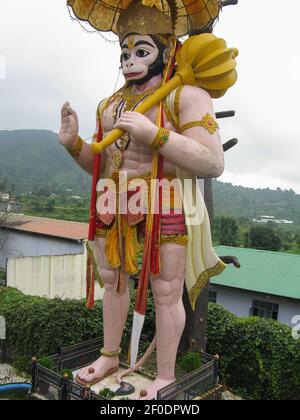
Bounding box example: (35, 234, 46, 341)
(100, 347, 122, 357)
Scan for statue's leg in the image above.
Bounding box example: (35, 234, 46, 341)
(77, 237, 130, 384)
(139, 243, 186, 400)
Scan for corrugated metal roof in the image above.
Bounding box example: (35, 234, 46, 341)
(213, 246, 300, 300)
(0, 214, 88, 241)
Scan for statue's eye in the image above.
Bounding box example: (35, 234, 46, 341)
(136, 49, 150, 58)
(121, 52, 131, 61)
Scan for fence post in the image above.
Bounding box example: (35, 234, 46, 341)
(58, 347, 62, 372)
(83, 384, 91, 400)
(61, 373, 69, 400)
(0, 339, 6, 363)
(0, 315, 6, 362)
(214, 354, 220, 385)
(31, 357, 38, 394)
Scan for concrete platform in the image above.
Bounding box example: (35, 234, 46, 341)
(73, 367, 153, 400)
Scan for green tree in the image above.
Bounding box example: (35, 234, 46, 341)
(0, 176, 8, 192)
(37, 187, 50, 198)
(248, 226, 282, 251)
(45, 199, 55, 212)
(295, 232, 300, 251)
(219, 216, 239, 246)
(33, 198, 43, 211)
(244, 230, 250, 248)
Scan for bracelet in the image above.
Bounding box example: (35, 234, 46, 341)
(68, 136, 83, 160)
(150, 128, 170, 150)
(100, 347, 122, 358)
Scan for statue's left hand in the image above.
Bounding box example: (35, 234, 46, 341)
(114, 111, 158, 146)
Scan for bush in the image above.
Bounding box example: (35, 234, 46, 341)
(2, 287, 300, 400)
(99, 388, 115, 399)
(38, 356, 55, 371)
(0, 286, 156, 372)
(61, 369, 74, 381)
(180, 352, 202, 373)
(0, 287, 103, 370)
(207, 303, 300, 400)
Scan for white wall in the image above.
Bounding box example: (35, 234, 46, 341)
(211, 286, 300, 327)
(277, 301, 300, 326)
(7, 243, 104, 301)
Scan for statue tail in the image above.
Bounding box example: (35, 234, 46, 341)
(117, 335, 157, 384)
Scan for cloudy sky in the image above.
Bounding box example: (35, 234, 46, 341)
(0, 0, 300, 192)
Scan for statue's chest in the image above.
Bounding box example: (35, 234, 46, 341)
(102, 97, 158, 134)
(99, 90, 176, 168)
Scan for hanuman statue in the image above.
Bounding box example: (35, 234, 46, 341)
(60, 0, 238, 400)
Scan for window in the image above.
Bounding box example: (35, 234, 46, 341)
(250, 300, 279, 321)
(209, 291, 217, 304)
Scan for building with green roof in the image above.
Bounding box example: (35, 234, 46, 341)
(210, 246, 300, 327)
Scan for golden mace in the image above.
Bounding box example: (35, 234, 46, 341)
(90, 33, 238, 155)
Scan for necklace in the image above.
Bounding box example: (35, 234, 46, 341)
(122, 81, 162, 113)
(111, 82, 162, 172)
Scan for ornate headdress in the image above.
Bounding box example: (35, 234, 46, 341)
(117, 2, 173, 43)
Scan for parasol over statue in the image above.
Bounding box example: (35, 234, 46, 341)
(68, 0, 222, 36)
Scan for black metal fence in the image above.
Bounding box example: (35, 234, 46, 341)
(58, 337, 103, 372)
(31, 362, 107, 400)
(31, 337, 107, 400)
(157, 353, 218, 400)
(31, 337, 219, 401)
(32, 364, 62, 400)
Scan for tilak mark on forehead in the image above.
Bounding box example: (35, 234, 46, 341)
(122, 38, 156, 50)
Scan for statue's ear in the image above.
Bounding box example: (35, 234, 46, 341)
(163, 48, 169, 65)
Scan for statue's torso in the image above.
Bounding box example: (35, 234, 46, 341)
(100, 92, 178, 179)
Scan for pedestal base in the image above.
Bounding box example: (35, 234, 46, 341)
(73, 367, 153, 399)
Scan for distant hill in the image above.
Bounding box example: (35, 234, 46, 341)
(1, 130, 300, 225)
(0, 130, 91, 196)
(213, 180, 300, 225)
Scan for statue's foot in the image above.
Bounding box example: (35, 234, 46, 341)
(76, 355, 119, 386)
(138, 377, 175, 400)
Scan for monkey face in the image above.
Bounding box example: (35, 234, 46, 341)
(120, 34, 165, 85)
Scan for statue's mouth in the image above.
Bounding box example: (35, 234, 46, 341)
(124, 72, 144, 79)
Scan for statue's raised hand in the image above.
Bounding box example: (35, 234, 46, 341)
(59, 102, 79, 150)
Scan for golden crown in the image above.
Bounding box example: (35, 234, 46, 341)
(117, 2, 173, 43)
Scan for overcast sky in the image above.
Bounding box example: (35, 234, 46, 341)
(0, 0, 300, 192)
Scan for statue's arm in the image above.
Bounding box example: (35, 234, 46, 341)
(59, 101, 106, 176)
(114, 86, 224, 178)
(161, 85, 224, 177)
